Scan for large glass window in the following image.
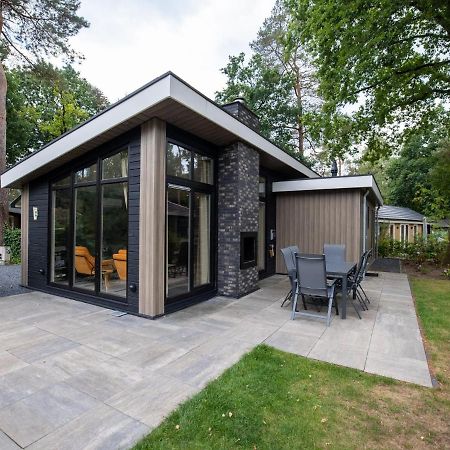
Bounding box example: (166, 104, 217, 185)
(193, 192, 211, 287)
(166, 141, 214, 302)
(167, 186, 190, 297)
(50, 179, 71, 284)
(167, 144, 191, 179)
(193, 154, 213, 184)
(49, 149, 128, 300)
(74, 185, 97, 291)
(101, 182, 128, 297)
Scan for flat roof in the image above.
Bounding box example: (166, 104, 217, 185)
(273, 175, 384, 205)
(1, 72, 317, 188)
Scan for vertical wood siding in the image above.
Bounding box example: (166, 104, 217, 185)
(276, 190, 362, 272)
(20, 184, 29, 285)
(28, 178, 49, 289)
(139, 118, 166, 317)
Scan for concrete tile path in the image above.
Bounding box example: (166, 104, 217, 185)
(0, 272, 431, 449)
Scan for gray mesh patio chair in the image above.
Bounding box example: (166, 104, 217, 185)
(351, 249, 372, 306)
(292, 253, 338, 326)
(280, 246, 306, 309)
(324, 244, 346, 263)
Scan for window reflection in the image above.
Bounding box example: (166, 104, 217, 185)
(75, 163, 97, 183)
(50, 187, 71, 284)
(101, 183, 128, 297)
(102, 150, 128, 180)
(193, 154, 213, 184)
(167, 186, 190, 297)
(167, 144, 190, 179)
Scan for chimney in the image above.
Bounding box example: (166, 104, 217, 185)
(331, 160, 338, 177)
(222, 98, 260, 132)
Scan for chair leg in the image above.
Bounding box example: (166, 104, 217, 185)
(334, 296, 339, 315)
(351, 298, 362, 319)
(281, 289, 292, 307)
(356, 290, 368, 310)
(326, 295, 333, 326)
(302, 294, 307, 310)
(359, 285, 370, 303)
(291, 289, 299, 320)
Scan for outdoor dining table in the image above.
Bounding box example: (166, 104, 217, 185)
(326, 260, 357, 319)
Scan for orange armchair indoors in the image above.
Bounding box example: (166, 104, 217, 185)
(74, 246, 114, 276)
(113, 249, 127, 281)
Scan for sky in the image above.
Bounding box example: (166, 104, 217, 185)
(69, 0, 276, 102)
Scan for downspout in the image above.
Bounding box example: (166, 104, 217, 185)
(362, 190, 369, 254)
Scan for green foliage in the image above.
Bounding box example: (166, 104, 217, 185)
(385, 122, 450, 217)
(6, 63, 109, 165)
(378, 236, 448, 265)
(3, 226, 21, 264)
(1, 1, 88, 63)
(287, 0, 450, 147)
(216, 1, 325, 165)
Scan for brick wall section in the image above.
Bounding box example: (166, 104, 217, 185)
(222, 102, 260, 132)
(217, 141, 259, 297)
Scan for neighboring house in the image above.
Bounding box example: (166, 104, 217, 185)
(1, 72, 382, 318)
(378, 205, 427, 243)
(8, 191, 21, 228)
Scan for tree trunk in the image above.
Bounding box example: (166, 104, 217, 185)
(295, 78, 304, 158)
(0, 9, 8, 245)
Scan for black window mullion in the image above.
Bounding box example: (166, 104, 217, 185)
(69, 171, 75, 288)
(189, 190, 194, 293)
(94, 157, 101, 295)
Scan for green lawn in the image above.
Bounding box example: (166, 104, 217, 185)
(134, 277, 450, 450)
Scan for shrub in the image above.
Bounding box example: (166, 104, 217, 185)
(377, 235, 448, 265)
(3, 226, 21, 264)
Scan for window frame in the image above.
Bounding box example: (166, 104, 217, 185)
(47, 145, 130, 303)
(165, 137, 217, 306)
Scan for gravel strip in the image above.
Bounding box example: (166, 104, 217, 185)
(0, 265, 29, 297)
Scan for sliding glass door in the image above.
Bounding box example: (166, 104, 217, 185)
(166, 141, 215, 304)
(49, 148, 129, 301)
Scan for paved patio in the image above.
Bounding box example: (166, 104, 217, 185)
(0, 272, 431, 449)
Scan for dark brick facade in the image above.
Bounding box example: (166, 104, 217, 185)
(222, 101, 260, 132)
(217, 141, 260, 297)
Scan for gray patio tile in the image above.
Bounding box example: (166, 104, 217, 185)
(278, 317, 327, 338)
(0, 324, 50, 351)
(249, 306, 290, 327)
(0, 431, 20, 450)
(0, 382, 99, 448)
(8, 334, 79, 363)
(106, 374, 197, 428)
(308, 340, 368, 370)
(369, 333, 427, 360)
(28, 404, 149, 450)
(0, 351, 28, 377)
(365, 351, 432, 387)
(319, 326, 374, 348)
(119, 341, 189, 370)
(192, 336, 254, 360)
(155, 350, 233, 389)
(154, 325, 217, 351)
(265, 330, 319, 356)
(0, 364, 67, 409)
(64, 356, 146, 401)
(223, 319, 279, 345)
(80, 329, 156, 357)
(33, 345, 112, 378)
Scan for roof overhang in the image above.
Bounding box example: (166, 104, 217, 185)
(273, 175, 384, 206)
(2, 72, 317, 188)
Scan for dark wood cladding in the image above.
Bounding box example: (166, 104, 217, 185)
(27, 129, 140, 313)
(28, 178, 49, 290)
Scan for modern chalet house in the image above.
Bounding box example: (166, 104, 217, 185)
(1, 72, 382, 318)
